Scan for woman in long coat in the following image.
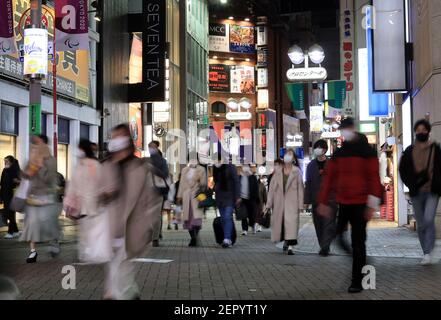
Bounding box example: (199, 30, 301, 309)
(177, 155, 206, 247)
(266, 149, 304, 255)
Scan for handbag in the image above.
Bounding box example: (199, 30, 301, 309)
(235, 202, 248, 220)
(9, 179, 30, 212)
(260, 208, 271, 229)
(152, 173, 170, 198)
(195, 189, 215, 208)
(415, 145, 433, 189)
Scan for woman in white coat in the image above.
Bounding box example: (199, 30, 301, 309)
(266, 149, 304, 255)
(63, 139, 108, 263)
(177, 154, 207, 247)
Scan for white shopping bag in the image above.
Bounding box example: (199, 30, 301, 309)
(80, 208, 113, 264)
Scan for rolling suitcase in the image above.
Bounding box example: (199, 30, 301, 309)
(213, 214, 237, 245)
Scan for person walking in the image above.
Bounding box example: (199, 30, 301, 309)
(317, 117, 382, 293)
(255, 175, 267, 232)
(99, 124, 157, 300)
(20, 135, 60, 263)
(177, 154, 207, 247)
(1, 156, 21, 239)
(148, 140, 169, 247)
(265, 149, 304, 255)
(213, 155, 240, 248)
(64, 139, 107, 263)
(399, 119, 441, 266)
(304, 139, 336, 256)
(239, 164, 260, 235)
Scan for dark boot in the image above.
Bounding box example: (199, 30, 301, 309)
(348, 281, 363, 293)
(188, 230, 196, 247)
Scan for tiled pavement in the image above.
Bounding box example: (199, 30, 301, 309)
(1, 212, 441, 300)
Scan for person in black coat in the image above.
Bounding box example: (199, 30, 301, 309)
(0, 156, 21, 238)
(238, 164, 260, 235)
(399, 119, 441, 265)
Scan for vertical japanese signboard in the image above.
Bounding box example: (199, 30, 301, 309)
(142, 0, 166, 101)
(0, 0, 17, 55)
(340, 0, 355, 117)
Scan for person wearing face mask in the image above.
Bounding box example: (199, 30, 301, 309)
(0, 156, 21, 239)
(238, 164, 260, 235)
(212, 153, 241, 248)
(265, 149, 304, 255)
(98, 124, 159, 299)
(304, 140, 336, 256)
(399, 119, 441, 266)
(64, 139, 106, 262)
(176, 153, 207, 247)
(317, 117, 382, 293)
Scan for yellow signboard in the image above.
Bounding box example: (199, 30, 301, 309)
(0, 0, 90, 104)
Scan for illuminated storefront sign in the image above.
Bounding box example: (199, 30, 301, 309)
(340, 0, 355, 117)
(286, 67, 327, 81)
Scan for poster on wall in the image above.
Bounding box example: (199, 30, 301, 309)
(257, 68, 268, 88)
(209, 23, 229, 52)
(230, 66, 255, 94)
(209, 64, 230, 92)
(129, 104, 143, 157)
(310, 106, 324, 133)
(257, 47, 268, 67)
(230, 25, 255, 53)
(257, 26, 267, 46)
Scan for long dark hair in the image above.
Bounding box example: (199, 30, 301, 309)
(79, 139, 97, 159)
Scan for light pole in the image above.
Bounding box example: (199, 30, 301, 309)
(288, 43, 325, 68)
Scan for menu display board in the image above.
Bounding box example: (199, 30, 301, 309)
(230, 65, 255, 94)
(229, 25, 255, 54)
(209, 23, 229, 52)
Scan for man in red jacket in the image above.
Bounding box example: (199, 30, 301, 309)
(318, 117, 382, 293)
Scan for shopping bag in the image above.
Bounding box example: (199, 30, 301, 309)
(79, 208, 113, 264)
(260, 208, 271, 229)
(9, 179, 30, 212)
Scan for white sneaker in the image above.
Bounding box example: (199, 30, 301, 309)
(257, 225, 262, 232)
(429, 252, 440, 264)
(420, 254, 432, 266)
(3, 233, 14, 239)
(241, 231, 247, 236)
(12, 232, 20, 238)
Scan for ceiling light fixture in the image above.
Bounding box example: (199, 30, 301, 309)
(228, 16, 234, 20)
(245, 18, 250, 22)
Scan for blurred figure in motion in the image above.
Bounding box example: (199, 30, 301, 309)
(265, 149, 304, 255)
(148, 140, 169, 247)
(163, 174, 174, 230)
(318, 118, 382, 293)
(304, 139, 336, 256)
(177, 153, 207, 247)
(399, 119, 441, 266)
(1, 156, 21, 239)
(99, 124, 157, 300)
(0, 276, 20, 300)
(213, 153, 241, 248)
(239, 164, 259, 235)
(255, 174, 267, 232)
(64, 139, 109, 263)
(20, 135, 60, 263)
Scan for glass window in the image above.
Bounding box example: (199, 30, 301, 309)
(58, 118, 70, 144)
(41, 113, 47, 136)
(57, 144, 68, 180)
(80, 123, 90, 140)
(0, 104, 17, 135)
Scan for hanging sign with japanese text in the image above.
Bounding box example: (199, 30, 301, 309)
(0, 0, 17, 55)
(55, 0, 89, 51)
(209, 64, 230, 92)
(340, 0, 355, 117)
(286, 67, 327, 82)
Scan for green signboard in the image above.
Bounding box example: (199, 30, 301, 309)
(29, 104, 42, 135)
(327, 80, 346, 109)
(285, 83, 306, 119)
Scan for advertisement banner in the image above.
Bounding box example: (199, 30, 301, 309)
(257, 88, 269, 109)
(55, 0, 89, 51)
(285, 83, 306, 119)
(310, 105, 324, 133)
(340, 0, 355, 117)
(230, 25, 255, 53)
(257, 26, 267, 46)
(23, 28, 48, 76)
(0, 1, 90, 104)
(230, 66, 255, 94)
(257, 68, 268, 88)
(209, 64, 230, 92)
(0, 0, 17, 55)
(129, 104, 143, 157)
(29, 103, 41, 135)
(326, 80, 346, 117)
(257, 47, 268, 67)
(209, 23, 229, 52)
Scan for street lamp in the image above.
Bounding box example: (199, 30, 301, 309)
(288, 43, 325, 67)
(288, 45, 305, 65)
(308, 44, 325, 65)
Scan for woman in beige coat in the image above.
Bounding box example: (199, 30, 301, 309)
(266, 149, 304, 255)
(177, 155, 207, 247)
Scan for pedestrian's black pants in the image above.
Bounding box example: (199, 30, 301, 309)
(3, 199, 18, 234)
(241, 199, 256, 231)
(337, 204, 367, 284)
(312, 204, 336, 250)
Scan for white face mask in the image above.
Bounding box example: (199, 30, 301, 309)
(77, 150, 86, 158)
(108, 136, 130, 153)
(214, 162, 222, 168)
(314, 148, 324, 157)
(341, 129, 356, 141)
(189, 159, 198, 167)
(284, 154, 293, 164)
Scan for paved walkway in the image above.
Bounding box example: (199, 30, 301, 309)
(1, 212, 440, 300)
